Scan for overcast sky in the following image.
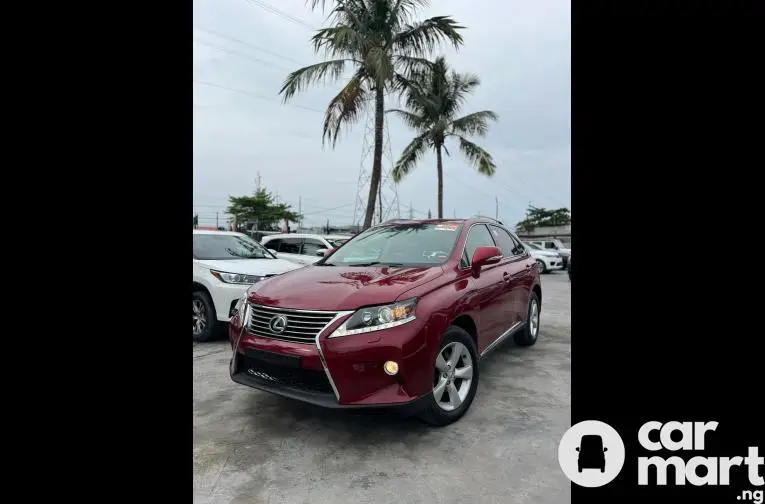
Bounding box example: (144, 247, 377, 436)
(193, 0, 570, 229)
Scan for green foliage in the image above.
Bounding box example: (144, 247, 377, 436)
(226, 189, 302, 231)
(515, 206, 571, 232)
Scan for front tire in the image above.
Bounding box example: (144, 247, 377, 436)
(536, 259, 548, 274)
(417, 326, 480, 427)
(514, 291, 540, 347)
(193, 290, 217, 342)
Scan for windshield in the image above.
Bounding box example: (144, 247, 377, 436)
(524, 242, 542, 250)
(193, 233, 275, 260)
(580, 435, 603, 450)
(324, 222, 464, 266)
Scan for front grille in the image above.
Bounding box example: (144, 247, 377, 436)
(245, 304, 339, 343)
(237, 354, 333, 394)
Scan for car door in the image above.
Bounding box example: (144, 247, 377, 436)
(490, 226, 535, 325)
(299, 238, 328, 265)
(460, 224, 506, 353)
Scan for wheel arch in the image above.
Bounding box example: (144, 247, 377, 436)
(450, 313, 478, 351)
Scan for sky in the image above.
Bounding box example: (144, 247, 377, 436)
(193, 0, 570, 229)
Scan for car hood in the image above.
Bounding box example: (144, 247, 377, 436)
(248, 265, 445, 311)
(195, 258, 301, 276)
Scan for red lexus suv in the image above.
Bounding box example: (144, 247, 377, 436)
(228, 218, 542, 426)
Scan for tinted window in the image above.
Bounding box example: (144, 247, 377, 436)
(544, 242, 556, 249)
(301, 238, 325, 256)
(462, 224, 496, 266)
(489, 225, 521, 257)
(324, 222, 464, 266)
(278, 238, 301, 254)
(264, 239, 281, 251)
(193, 234, 275, 260)
(524, 242, 542, 250)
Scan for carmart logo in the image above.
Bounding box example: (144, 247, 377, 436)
(558, 420, 764, 494)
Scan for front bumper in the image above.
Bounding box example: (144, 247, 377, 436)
(228, 306, 433, 411)
(208, 281, 249, 323)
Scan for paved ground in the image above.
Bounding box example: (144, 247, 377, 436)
(194, 271, 571, 504)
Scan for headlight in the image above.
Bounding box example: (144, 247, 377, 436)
(329, 298, 417, 337)
(210, 270, 263, 285)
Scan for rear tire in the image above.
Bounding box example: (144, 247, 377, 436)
(193, 290, 218, 342)
(417, 326, 480, 427)
(514, 291, 540, 347)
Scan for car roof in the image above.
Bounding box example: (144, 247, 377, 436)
(193, 229, 244, 236)
(261, 233, 337, 241)
(373, 217, 510, 228)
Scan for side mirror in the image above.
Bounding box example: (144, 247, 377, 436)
(603, 447, 608, 452)
(575, 447, 580, 452)
(471, 246, 502, 277)
(321, 248, 336, 258)
(316, 248, 328, 257)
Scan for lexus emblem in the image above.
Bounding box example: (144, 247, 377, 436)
(269, 314, 288, 334)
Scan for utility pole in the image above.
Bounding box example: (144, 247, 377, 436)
(453, 209, 456, 218)
(495, 196, 499, 220)
(409, 202, 414, 219)
(216, 212, 219, 229)
(298, 196, 302, 231)
(427, 209, 432, 219)
(255, 172, 262, 193)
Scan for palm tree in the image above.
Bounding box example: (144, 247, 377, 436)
(389, 56, 498, 218)
(279, 0, 464, 229)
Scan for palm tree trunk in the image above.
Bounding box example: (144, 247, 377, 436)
(363, 86, 385, 229)
(436, 144, 444, 218)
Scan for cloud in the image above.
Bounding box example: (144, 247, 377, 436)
(193, 0, 570, 228)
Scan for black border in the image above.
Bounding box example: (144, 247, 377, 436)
(16, 1, 189, 498)
(573, 1, 764, 502)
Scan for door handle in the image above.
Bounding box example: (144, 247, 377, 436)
(503, 272, 510, 282)
(525, 264, 531, 269)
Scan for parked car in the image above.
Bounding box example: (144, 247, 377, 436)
(261, 233, 352, 265)
(528, 239, 571, 268)
(228, 218, 542, 426)
(523, 242, 564, 273)
(568, 254, 571, 282)
(193, 230, 302, 342)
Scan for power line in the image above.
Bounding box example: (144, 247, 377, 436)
(246, 0, 316, 30)
(193, 38, 293, 72)
(193, 25, 306, 66)
(193, 80, 325, 114)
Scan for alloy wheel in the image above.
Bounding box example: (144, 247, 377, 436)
(529, 299, 540, 339)
(193, 299, 207, 337)
(433, 342, 474, 412)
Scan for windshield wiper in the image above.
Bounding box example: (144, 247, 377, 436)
(347, 261, 404, 267)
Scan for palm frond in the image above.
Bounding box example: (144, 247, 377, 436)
(393, 16, 465, 57)
(393, 132, 430, 182)
(280, 59, 353, 101)
(322, 71, 369, 148)
(457, 137, 496, 176)
(364, 46, 394, 86)
(391, 0, 431, 26)
(449, 110, 499, 137)
(387, 108, 428, 131)
(311, 26, 366, 59)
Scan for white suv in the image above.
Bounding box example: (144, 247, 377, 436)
(261, 233, 351, 265)
(193, 230, 301, 342)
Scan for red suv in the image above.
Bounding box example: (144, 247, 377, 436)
(228, 218, 542, 426)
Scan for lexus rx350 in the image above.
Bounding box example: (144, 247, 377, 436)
(228, 218, 542, 426)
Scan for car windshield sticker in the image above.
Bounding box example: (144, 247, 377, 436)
(434, 222, 459, 231)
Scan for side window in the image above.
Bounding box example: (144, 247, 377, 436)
(544, 242, 556, 249)
(489, 225, 519, 257)
(278, 238, 301, 254)
(301, 238, 325, 256)
(264, 239, 281, 251)
(491, 226, 528, 257)
(461, 224, 496, 267)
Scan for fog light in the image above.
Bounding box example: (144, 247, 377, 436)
(383, 360, 399, 376)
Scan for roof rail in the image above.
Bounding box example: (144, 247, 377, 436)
(472, 215, 504, 225)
